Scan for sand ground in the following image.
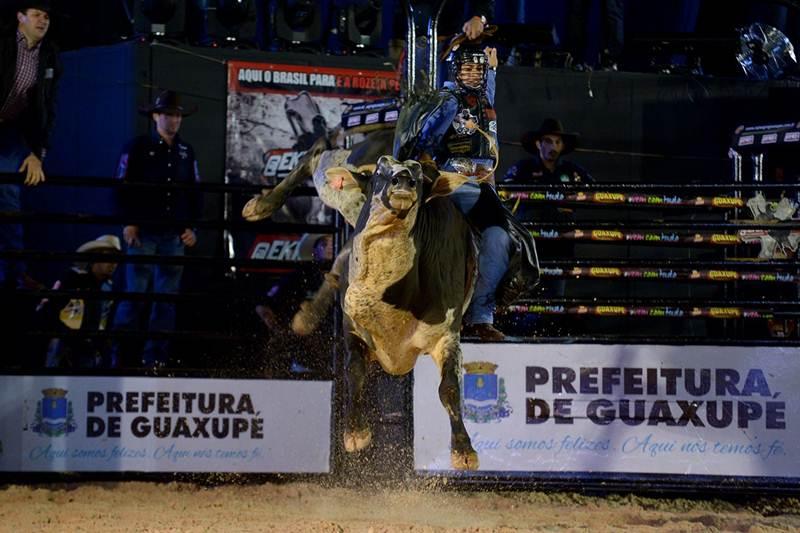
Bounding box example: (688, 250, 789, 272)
(1, 480, 799, 532)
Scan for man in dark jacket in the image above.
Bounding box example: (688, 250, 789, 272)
(502, 118, 593, 258)
(501, 118, 593, 336)
(0, 0, 61, 288)
(113, 90, 202, 368)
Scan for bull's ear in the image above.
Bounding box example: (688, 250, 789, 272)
(427, 171, 471, 202)
(325, 167, 360, 191)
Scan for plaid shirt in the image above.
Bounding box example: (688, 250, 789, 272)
(0, 30, 41, 121)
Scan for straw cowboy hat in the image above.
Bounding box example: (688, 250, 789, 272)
(521, 118, 580, 155)
(138, 90, 198, 117)
(76, 235, 121, 254)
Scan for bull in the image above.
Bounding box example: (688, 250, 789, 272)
(325, 156, 480, 470)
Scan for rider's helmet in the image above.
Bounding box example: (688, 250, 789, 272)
(446, 43, 488, 93)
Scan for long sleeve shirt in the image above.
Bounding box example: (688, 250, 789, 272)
(115, 131, 203, 233)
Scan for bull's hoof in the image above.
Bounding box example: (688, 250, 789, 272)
(242, 192, 279, 222)
(450, 449, 479, 470)
(291, 302, 319, 336)
(343, 428, 372, 453)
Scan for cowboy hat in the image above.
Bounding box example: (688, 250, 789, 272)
(138, 90, 198, 117)
(76, 235, 121, 254)
(521, 118, 579, 155)
(13, 0, 53, 13)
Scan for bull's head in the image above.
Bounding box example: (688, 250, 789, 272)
(374, 156, 423, 215)
(325, 156, 472, 224)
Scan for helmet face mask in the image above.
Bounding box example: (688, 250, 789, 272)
(449, 47, 488, 92)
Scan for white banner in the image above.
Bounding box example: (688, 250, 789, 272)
(414, 344, 800, 477)
(0, 377, 332, 473)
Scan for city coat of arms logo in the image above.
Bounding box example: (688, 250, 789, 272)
(462, 362, 512, 423)
(32, 388, 77, 437)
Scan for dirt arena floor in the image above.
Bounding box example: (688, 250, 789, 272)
(1, 479, 799, 532)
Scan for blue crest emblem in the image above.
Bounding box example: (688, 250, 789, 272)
(32, 388, 77, 437)
(462, 362, 512, 423)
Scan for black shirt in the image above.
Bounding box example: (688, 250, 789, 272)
(502, 155, 592, 187)
(115, 131, 202, 234)
(501, 155, 594, 257)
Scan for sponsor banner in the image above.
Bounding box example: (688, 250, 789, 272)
(226, 60, 399, 267)
(555, 267, 797, 283)
(244, 232, 332, 273)
(531, 229, 800, 247)
(499, 190, 744, 209)
(231, 62, 401, 96)
(0, 377, 332, 473)
(503, 305, 773, 319)
(414, 344, 800, 477)
(226, 61, 399, 188)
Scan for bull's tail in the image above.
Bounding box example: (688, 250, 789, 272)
(292, 239, 352, 336)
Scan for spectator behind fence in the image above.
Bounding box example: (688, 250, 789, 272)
(37, 235, 121, 368)
(254, 234, 335, 376)
(501, 118, 593, 336)
(566, 0, 625, 71)
(113, 90, 202, 368)
(0, 0, 61, 289)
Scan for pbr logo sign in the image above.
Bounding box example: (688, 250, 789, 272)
(32, 388, 77, 437)
(462, 362, 512, 423)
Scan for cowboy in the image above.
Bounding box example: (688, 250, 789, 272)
(503, 118, 592, 186)
(501, 118, 593, 336)
(0, 0, 62, 288)
(38, 235, 121, 368)
(113, 90, 202, 368)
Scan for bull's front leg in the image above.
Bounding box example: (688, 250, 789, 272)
(434, 337, 479, 470)
(241, 135, 331, 221)
(342, 317, 373, 453)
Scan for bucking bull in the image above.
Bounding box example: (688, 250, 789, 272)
(241, 122, 519, 470)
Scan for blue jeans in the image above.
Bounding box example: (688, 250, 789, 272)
(449, 182, 512, 326)
(0, 124, 28, 287)
(114, 233, 184, 366)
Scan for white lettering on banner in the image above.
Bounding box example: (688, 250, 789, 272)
(238, 69, 264, 83)
(263, 151, 304, 180)
(250, 240, 302, 261)
(237, 70, 337, 88)
(0, 377, 332, 473)
(309, 73, 336, 87)
(413, 344, 800, 477)
(271, 71, 306, 86)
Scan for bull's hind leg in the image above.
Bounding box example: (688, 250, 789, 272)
(342, 319, 372, 453)
(292, 240, 352, 336)
(433, 337, 479, 470)
(241, 135, 331, 221)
